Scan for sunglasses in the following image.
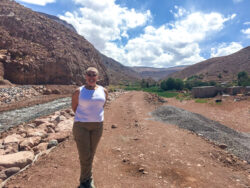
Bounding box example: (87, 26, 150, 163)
(87, 73, 97, 77)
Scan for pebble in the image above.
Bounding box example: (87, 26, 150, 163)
(47, 140, 58, 149)
(219, 144, 227, 149)
(111, 124, 118, 129)
(138, 167, 144, 172)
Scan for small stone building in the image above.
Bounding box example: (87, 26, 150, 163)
(245, 86, 250, 95)
(192, 86, 218, 98)
(225, 86, 244, 95)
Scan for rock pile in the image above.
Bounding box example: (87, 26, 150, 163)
(0, 108, 74, 182)
(0, 86, 40, 105)
(144, 92, 166, 105)
(0, 85, 63, 105)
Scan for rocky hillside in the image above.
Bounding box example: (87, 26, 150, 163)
(38, 12, 141, 85)
(0, 0, 109, 85)
(99, 54, 141, 84)
(132, 66, 188, 81)
(169, 47, 250, 82)
(38, 12, 77, 33)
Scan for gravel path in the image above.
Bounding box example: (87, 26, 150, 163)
(151, 105, 250, 163)
(0, 97, 71, 132)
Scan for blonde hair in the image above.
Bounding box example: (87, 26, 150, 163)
(86, 67, 99, 75)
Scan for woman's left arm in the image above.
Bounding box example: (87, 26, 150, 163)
(104, 88, 108, 107)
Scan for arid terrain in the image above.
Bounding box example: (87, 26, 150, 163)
(169, 46, 250, 82)
(1, 91, 249, 188)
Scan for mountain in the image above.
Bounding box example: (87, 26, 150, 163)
(99, 54, 141, 84)
(169, 47, 250, 82)
(131, 66, 188, 81)
(0, 0, 109, 85)
(38, 12, 77, 33)
(36, 11, 141, 85)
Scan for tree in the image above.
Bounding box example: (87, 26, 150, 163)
(165, 77, 175, 90)
(175, 79, 184, 90)
(160, 80, 167, 90)
(160, 78, 184, 91)
(238, 71, 250, 86)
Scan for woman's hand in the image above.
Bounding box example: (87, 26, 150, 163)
(72, 88, 80, 113)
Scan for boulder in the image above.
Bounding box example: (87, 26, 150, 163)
(33, 143, 48, 154)
(51, 89, 60, 94)
(33, 118, 50, 126)
(27, 129, 47, 138)
(45, 132, 70, 143)
(4, 167, 20, 177)
(4, 143, 19, 154)
(38, 122, 56, 132)
(43, 89, 52, 95)
(3, 134, 23, 144)
(47, 127, 55, 133)
(55, 115, 67, 123)
(0, 151, 34, 168)
(0, 149, 5, 155)
(55, 119, 73, 132)
(0, 171, 7, 180)
(19, 137, 41, 150)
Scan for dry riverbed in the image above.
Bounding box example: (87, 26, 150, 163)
(1, 91, 249, 188)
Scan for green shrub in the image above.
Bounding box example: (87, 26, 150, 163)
(195, 99, 208, 103)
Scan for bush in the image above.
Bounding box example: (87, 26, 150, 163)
(238, 71, 250, 86)
(160, 78, 184, 91)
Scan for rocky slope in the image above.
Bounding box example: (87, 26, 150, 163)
(99, 53, 141, 84)
(132, 66, 188, 81)
(169, 46, 250, 82)
(37, 12, 141, 85)
(38, 12, 77, 33)
(0, 0, 109, 85)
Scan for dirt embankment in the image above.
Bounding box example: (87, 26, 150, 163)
(3, 91, 250, 188)
(0, 85, 76, 112)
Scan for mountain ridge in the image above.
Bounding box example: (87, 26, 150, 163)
(168, 47, 250, 82)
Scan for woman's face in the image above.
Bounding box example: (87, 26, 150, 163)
(85, 71, 98, 86)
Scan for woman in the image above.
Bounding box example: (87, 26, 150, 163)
(72, 67, 108, 188)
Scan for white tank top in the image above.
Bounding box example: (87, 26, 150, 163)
(74, 85, 106, 122)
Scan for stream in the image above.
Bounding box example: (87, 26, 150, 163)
(0, 97, 71, 132)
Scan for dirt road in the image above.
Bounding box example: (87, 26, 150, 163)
(4, 91, 250, 188)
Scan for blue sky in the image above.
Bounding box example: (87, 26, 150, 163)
(16, 0, 250, 68)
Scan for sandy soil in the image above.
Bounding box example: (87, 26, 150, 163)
(3, 91, 250, 188)
(167, 97, 250, 133)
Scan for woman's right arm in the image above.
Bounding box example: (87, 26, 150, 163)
(72, 88, 80, 113)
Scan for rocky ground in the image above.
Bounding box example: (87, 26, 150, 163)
(0, 85, 76, 112)
(0, 90, 124, 185)
(0, 91, 249, 188)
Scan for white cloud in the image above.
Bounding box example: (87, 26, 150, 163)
(211, 42, 243, 57)
(171, 6, 189, 18)
(59, 0, 151, 50)
(244, 22, 250, 25)
(18, 0, 55, 6)
(241, 28, 250, 38)
(60, 3, 236, 67)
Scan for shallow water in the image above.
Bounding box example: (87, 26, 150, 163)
(0, 97, 71, 132)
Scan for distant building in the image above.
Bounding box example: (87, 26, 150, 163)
(225, 86, 244, 95)
(192, 86, 218, 98)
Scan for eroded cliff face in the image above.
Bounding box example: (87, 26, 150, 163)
(0, 0, 109, 85)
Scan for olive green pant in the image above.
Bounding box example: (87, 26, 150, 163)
(73, 121, 103, 183)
